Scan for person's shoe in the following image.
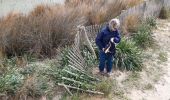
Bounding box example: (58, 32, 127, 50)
(98, 71, 105, 76)
(105, 72, 111, 77)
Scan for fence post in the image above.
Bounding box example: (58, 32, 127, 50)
(74, 26, 80, 50)
(78, 26, 97, 59)
(143, 0, 147, 20)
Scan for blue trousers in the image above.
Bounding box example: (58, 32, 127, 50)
(99, 50, 114, 73)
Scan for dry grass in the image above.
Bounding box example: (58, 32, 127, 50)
(122, 14, 141, 36)
(159, 6, 170, 19)
(0, 0, 143, 58)
(0, 5, 84, 58)
(126, 0, 144, 8)
(65, 0, 142, 24)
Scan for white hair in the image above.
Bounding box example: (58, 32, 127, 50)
(109, 18, 120, 31)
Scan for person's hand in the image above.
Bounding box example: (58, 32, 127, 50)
(102, 48, 105, 52)
(110, 38, 115, 43)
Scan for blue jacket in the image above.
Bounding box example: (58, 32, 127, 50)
(95, 25, 121, 55)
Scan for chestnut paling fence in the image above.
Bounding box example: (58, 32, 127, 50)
(54, 0, 170, 95)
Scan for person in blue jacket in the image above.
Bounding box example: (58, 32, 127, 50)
(95, 18, 121, 77)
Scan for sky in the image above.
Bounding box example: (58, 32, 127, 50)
(0, 0, 65, 17)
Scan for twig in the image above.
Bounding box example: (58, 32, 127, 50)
(61, 77, 92, 87)
(58, 83, 104, 95)
(63, 84, 73, 96)
(62, 69, 96, 84)
(68, 65, 100, 81)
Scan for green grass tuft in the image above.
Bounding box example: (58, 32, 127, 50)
(158, 52, 168, 62)
(114, 37, 143, 71)
(132, 24, 154, 49)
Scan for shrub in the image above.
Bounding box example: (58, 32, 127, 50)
(0, 0, 143, 58)
(114, 37, 143, 71)
(81, 45, 98, 68)
(159, 6, 170, 19)
(158, 52, 168, 62)
(95, 79, 115, 96)
(122, 14, 141, 35)
(145, 17, 157, 28)
(132, 24, 154, 49)
(0, 5, 85, 58)
(23, 76, 50, 97)
(0, 68, 24, 95)
(65, 0, 143, 25)
(126, 0, 144, 8)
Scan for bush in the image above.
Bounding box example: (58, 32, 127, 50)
(0, 0, 143, 58)
(145, 17, 156, 28)
(23, 76, 51, 97)
(0, 5, 84, 58)
(122, 14, 141, 35)
(81, 45, 98, 68)
(126, 0, 144, 8)
(114, 37, 143, 71)
(0, 68, 24, 95)
(132, 24, 154, 49)
(158, 52, 168, 62)
(159, 6, 170, 19)
(95, 79, 115, 96)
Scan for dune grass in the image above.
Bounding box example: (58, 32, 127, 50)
(0, 0, 143, 58)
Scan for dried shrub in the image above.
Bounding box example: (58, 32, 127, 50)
(126, 0, 144, 8)
(159, 6, 170, 19)
(0, 0, 143, 58)
(122, 14, 141, 35)
(0, 5, 85, 58)
(65, 0, 142, 25)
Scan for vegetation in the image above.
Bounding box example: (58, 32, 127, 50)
(0, 0, 166, 99)
(158, 52, 168, 62)
(132, 18, 156, 49)
(114, 37, 143, 71)
(0, 67, 24, 95)
(0, 0, 144, 58)
(122, 14, 141, 35)
(159, 6, 170, 19)
(122, 72, 141, 88)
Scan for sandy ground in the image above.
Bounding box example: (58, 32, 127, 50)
(0, 0, 65, 17)
(91, 19, 170, 100)
(127, 19, 170, 100)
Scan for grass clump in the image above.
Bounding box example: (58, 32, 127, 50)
(145, 17, 157, 28)
(158, 52, 168, 62)
(132, 23, 154, 49)
(114, 37, 143, 71)
(159, 6, 170, 19)
(122, 14, 141, 35)
(122, 72, 141, 88)
(95, 79, 115, 96)
(0, 67, 24, 95)
(143, 83, 154, 90)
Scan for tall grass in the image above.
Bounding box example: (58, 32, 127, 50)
(159, 6, 170, 19)
(0, 0, 143, 58)
(114, 37, 143, 71)
(0, 5, 84, 58)
(132, 18, 156, 49)
(122, 14, 141, 35)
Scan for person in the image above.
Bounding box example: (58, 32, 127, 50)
(95, 18, 121, 77)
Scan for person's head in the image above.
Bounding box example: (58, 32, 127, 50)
(108, 18, 120, 31)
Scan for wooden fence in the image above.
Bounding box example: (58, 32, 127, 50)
(74, 0, 169, 57)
